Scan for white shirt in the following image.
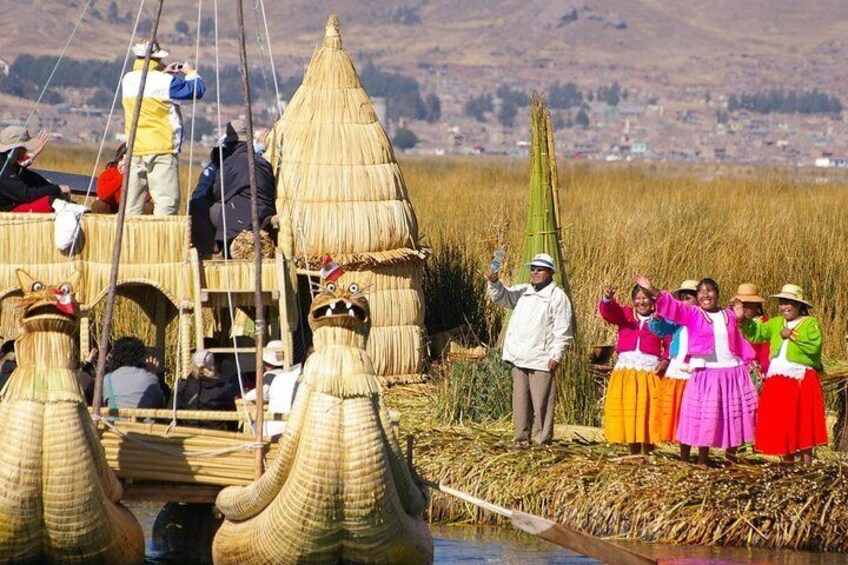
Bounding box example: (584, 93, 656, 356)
(244, 364, 302, 436)
(767, 317, 808, 380)
(664, 326, 691, 380)
(690, 311, 740, 369)
(488, 279, 573, 372)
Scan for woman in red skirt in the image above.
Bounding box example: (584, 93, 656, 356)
(737, 284, 827, 464)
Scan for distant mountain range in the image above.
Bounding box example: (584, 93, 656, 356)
(5, 0, 848, 93)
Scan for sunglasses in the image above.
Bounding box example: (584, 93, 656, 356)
(529, 266, 550, 272)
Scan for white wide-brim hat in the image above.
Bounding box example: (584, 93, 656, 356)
(262, 340, 285, 367)
(525, 253, 558, 273)
(770, 284, 812, 308)
(132, 41, 169, 59)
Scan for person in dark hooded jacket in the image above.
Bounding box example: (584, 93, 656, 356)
(170, 350, 236, 431)
(190, 120, 275, 256)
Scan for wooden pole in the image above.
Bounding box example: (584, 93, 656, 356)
(432, 481, 656, 565)
(235, 0, 266, 479)
(93, 0, 166, 416)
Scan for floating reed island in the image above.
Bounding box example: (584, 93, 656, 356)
(386, 385, 848, 553)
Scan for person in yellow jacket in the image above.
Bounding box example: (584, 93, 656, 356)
(122, 40, 206, 215)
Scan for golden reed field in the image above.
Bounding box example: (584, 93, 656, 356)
(37, 146, 848, 425)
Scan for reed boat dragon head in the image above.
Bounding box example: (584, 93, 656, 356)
(16, 269, 80, 333)
(308, 280, 370, 334)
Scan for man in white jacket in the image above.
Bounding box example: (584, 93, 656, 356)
(487, 253, 573, 446)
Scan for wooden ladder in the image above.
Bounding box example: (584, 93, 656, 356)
(188, 247, 296, 371)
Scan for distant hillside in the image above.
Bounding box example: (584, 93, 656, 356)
(4, 0, 848, 91)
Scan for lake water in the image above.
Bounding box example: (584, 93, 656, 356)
(128, 501, 846, 564)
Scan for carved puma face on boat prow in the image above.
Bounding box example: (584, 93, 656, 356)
(16, 269, 80, 332)
(308, 281, 370, 332)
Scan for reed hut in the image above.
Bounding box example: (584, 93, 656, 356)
(265, 15, 427, 384)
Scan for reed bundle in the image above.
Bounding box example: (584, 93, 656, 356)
(265, 14, 426, 384)
(98, 421, 280, 486)
(386, 385, 848, 553)
(517, 95, 568, 290)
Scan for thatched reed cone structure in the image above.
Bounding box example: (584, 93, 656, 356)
(0, 270, 144, 564)
(213, 284, 433, 564)
(265, 14, 427, 384)
(517, 95, 569, 289)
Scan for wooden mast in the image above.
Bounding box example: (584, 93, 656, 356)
(92, 0, 166, 416)
(235, 0, 267, 479)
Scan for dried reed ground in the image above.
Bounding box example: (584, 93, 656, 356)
(387, 384, 848, 553)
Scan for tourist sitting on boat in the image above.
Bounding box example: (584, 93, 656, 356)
(648, 279, 698, 461)
(0, 338, 16, 390)
(189, 142, 225, 257)
(243, 339, 301, 436)
(635, 275, 758, 466)
(738, 284, 827, 464)
(122, 40, 206, 216)
(487, 252, 573, 447)
(75, 346, 99, 405)
(189, 119, 276, 257)
(599, 284, 669, 455)
(169, 349, 237, 431)
(0, 125, 70, 212)
(91, 143, 153, 214)
(102, 336, 166, 410)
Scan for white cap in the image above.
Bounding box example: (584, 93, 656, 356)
(262, 340, 285, 367)
(525, 253, 558, 273)
(192, 349, 214, 371)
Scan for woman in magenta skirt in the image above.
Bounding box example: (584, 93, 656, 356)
(635, 275, 758, 465)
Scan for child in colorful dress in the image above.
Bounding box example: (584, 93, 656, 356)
(648, 279, 698, 461)
(738, 284, 827, 464)
(635, 275, 758, 465)
(733, 283, 770, 381)
(599, 284, 669, 455)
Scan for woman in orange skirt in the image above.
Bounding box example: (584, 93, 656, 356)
(600, 284, 670, 455)
(648, 280, 698, 460)
(738, 284, 827, 464)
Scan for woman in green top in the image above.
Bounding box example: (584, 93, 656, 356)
(735, 284, 827, 464)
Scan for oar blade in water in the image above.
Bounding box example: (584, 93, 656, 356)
(510, 511, 656, 565)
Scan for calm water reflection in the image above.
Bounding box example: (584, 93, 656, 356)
(127, 502, 845, 564)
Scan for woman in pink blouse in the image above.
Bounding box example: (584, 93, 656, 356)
(635, 275, 757, 465)
(599, 284, 670, 455)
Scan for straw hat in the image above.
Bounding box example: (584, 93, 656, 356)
(131, 40, 169, 59)
(262, 339, 285, 367)
(525, 253, 558, 273)
(672, 279, 698, 298)
(770, 284, 812, 308)
(0, 126, 38, 153)
(734, 282, 765, 304)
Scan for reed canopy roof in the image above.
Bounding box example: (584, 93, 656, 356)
(267, 14, 422, 266)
